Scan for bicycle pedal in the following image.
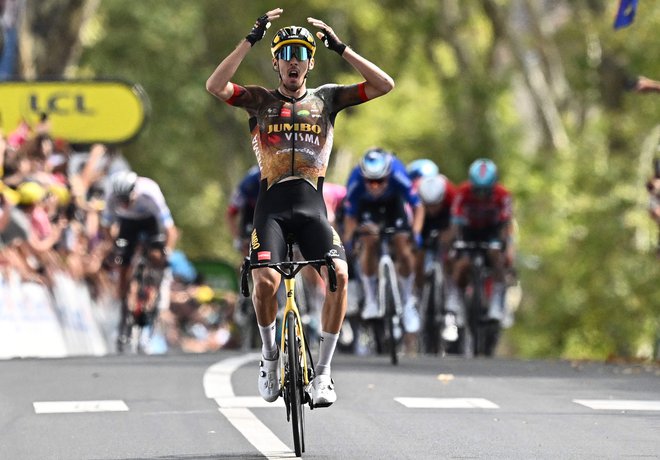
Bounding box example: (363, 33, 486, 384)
(311, 400, 333, 409)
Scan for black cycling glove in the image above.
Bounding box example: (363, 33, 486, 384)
(318, 29, 347, 56)
(245, 15, 270, 46)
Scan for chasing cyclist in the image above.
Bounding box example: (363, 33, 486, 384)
(206, 8, 394, 406)
(446, 158, 514, 323)
(227, 164, 261, 257)
(406, 158, 439, 193)
(342, 148, 424, 335)
(415, 173, 459, 343)
(101, 170, 179, 351)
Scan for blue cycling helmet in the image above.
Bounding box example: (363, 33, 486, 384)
(359, 148, 393, 180)
(468, 158, 498, 189)
(407, 158, 439, 180)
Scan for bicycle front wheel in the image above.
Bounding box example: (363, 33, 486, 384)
(382, 271, 399, 366)
(285, 311, 305, 456)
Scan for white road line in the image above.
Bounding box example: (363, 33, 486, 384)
(573, 399, 660, 411)
(203, 352, 261, 399)
(33, 400, 129, 414)
(219, 408, 293, 458)
(204, 353, 294, 459)
(395, 397, 499, 409)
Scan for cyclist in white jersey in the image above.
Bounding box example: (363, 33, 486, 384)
(102, 170, 179, 348)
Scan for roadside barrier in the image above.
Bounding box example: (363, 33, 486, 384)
(0, 270, 117, 359)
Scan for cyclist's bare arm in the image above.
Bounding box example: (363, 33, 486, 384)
(307, 17, 395, 100)
(206, 8, 283, 100)
(343, 215, 358, 244)
(411, 203, 425, 237)
(165, 224, 179, 253)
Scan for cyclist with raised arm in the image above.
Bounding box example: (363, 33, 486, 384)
(206, 8, 394, 406)
(342, 148, 424, 335)
(102, 170, 179, 351)
(415, 173, 459, 342)
(446, 159, 513, 323)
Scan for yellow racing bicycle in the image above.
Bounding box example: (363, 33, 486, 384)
(240, 236, 337, 457)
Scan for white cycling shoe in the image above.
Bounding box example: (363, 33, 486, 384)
(402, 297, 421, 333)
(311, 374, 336, 407)
(441, 313, 459, 342)
(361, 299, 382, 320)
(258, 354, 280, 403)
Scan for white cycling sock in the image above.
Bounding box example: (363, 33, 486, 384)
(360, 273, 378, 305)
(258, 320, 278, 360)
(315, 331, 339, 376)
(401, 273, 415, 304)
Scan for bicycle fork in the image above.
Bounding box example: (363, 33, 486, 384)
(378, 255, 403, 318)
(280, 277, 312, 391)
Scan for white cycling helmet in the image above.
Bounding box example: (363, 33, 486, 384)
(407, 158, 439, 181)
(418, 174, 448, 205)
(359, 148, 393, 180)
(110, 170, 138, 198)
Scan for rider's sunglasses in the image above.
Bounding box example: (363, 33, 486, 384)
(277, 45, 312, 61)
(366, 178, 386, 186)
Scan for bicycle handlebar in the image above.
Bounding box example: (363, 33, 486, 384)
(355, 226, 402, 238)
(240, 253, 338, 297)
(453, 240, 503, 251)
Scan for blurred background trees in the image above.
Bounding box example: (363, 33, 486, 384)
(4, 0, 660, 360)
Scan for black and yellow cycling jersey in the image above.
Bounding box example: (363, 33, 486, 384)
(226, 82, 368, 189)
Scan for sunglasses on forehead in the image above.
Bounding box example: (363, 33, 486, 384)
(277, 45, 312, 61)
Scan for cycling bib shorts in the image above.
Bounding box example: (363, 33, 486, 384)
(249, 178, 346, 264)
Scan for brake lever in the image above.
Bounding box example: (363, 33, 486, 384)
(240, 257, 251, 297)
(324, 253, 337, 292)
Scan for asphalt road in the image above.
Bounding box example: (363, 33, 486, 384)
(1, 351, 659, 459)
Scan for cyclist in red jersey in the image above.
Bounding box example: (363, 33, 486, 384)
(206, 8, 394, 406)
(446, 159, 514, 322)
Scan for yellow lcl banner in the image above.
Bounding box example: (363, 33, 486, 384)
(0, 80, 149, 143)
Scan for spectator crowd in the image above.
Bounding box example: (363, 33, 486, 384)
(0, 117, 237, 355)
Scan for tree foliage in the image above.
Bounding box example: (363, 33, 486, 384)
(12, 0, 660, 359)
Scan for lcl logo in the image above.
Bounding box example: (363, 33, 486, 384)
(28, 92, 95, 116)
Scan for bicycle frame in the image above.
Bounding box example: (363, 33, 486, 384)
(240, 247, 338, 389)
(453, 239, 502, 356)
(419, 233, 447, 354)
(115, 236, 166, 353)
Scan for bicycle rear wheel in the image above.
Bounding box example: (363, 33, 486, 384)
(421, 270, 439, 354)
(285, 311, 305, 456)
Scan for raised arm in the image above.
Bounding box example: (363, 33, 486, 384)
(307, 17, 395, 100)
(205, 8, 283, 101)
(636, 76, 660, 94)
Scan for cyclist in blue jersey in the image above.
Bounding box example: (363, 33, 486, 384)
(406, 158, 439, 193)
(227, 165, 261, 257)
(206, 8, 394, 406)
(343, 148, 424, 335)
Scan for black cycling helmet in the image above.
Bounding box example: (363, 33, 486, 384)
(271, 26, 316, 58)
